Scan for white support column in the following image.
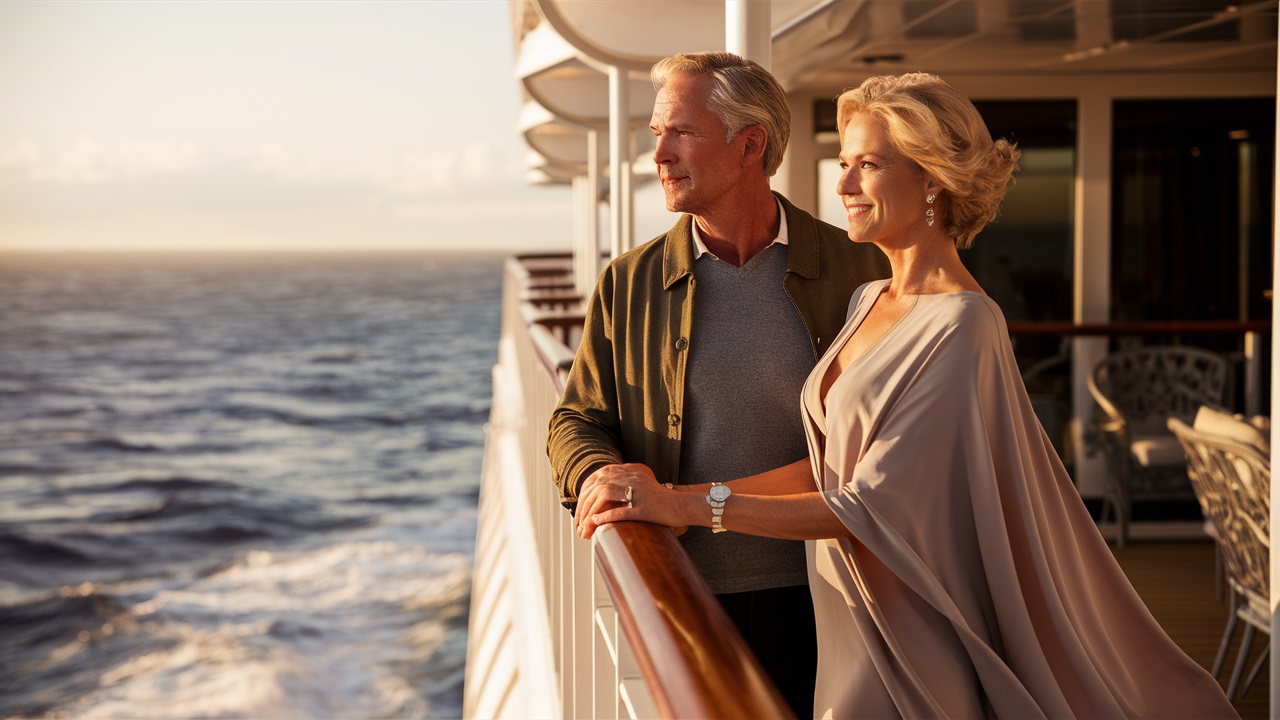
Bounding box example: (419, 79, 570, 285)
(608, 65, 632, 259)
(1269, 18, 1279, 714)
(623, 125, 635, 254)
(1069, 0, 1112, 495)
(584, 128, 602, 293)
(572, 175, 587, 295)
(1071, 90, 1111, 499)
(725, 0, 771, 69)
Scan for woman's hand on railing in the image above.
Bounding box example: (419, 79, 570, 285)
(576, 462, 689, 539)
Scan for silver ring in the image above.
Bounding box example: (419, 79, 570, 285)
(624, 486, 633, 507)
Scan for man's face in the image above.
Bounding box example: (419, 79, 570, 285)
(649, 73, 745, 215)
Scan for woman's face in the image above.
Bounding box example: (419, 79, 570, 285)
(836, 112, 931, 247)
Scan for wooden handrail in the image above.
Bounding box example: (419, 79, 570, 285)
(594, 522, 795, 720)
(528, 323, 575, 384)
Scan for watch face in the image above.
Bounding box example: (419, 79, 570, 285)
(709, 484, 731, 502)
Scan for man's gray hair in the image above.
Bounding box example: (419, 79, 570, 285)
(651, 52, 791, 177)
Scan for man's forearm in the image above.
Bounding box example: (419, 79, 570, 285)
(547, 408, 623, 508)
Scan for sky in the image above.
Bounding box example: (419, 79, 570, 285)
(0, 0, 667, 253)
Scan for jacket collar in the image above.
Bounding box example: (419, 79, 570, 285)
(662, 191, 823, 289)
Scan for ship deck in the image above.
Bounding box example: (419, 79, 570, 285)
(1115, 540, 1268, 718)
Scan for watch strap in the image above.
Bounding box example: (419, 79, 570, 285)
(708, 482, 728, 533)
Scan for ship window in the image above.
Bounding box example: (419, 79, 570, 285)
(1112, 97, 1274, 323)
(1111, 97, 1274, 413)
(966, 100, 1077, 325)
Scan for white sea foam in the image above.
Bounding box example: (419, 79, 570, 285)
(58, 540, 472, 719)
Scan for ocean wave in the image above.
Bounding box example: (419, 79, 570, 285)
(362, 406, 490, 428)
(222, 392, 365, 425)
(0, 531, 97, 565)
(21, 541, 476, 719)
(0, 584, 129, 644)
(87, 495, 371, 541)
(0, 583, 175, 720)
(308, 348, 361, 364)
(78, 437, 166, 453)
(71, 476, 242, 495)
(0, 462, 62, 476)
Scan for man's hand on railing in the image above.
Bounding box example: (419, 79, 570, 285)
(576, 462, 682, 539)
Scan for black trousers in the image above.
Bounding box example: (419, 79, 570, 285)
(717, 584, 818, 720)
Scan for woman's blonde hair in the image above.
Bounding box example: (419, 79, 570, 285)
(652, 52, 791, 177)
(836, 73, 1019, 249)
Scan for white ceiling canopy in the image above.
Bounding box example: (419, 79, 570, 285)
(515, 18, 656, 129)
(524, 150, 582, 185)
(770, 0, 1278, 90)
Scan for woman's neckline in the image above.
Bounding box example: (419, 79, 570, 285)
(873, 278, 986, 299)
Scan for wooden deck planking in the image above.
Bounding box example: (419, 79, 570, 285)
(1113, 540, 1269, 719)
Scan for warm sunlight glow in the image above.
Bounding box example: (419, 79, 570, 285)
(0, 1, 573, 253)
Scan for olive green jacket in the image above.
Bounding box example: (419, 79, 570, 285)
(547, 193, 890, 510)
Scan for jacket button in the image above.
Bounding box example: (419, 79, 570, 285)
(675, 337, 688, 351)
(668, 414, 680, 427)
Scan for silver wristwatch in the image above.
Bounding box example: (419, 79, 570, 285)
(707, 482, 731, 534)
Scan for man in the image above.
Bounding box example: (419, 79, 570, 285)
(547, 51, 889, 717)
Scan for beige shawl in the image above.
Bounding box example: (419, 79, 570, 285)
(801, 279, 1236, 719)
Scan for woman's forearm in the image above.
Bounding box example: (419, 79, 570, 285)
(676, 458, 816, 497)
(713, 491, 852, 540)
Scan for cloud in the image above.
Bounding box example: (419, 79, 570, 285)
(0, 136, 525, 198)
(228, 141, 522, 198)
(0, 135, 578, 252)
(0, 135, 208, 183)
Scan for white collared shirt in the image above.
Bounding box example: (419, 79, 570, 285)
(691, 197, 788, 260)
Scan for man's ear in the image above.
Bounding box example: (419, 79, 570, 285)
(740, 125, 767, 168)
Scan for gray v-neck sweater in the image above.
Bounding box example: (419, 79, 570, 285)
(677, 243, 815, 594)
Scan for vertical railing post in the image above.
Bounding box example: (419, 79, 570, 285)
(594, 570, 620, 718)
(573, 520, 597, 716)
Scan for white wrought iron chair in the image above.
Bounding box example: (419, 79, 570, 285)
(1168, 414, 1270, 700)
(1087, 345, 1231, 546)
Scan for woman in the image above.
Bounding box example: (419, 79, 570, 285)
(576, 73, 1236, 719)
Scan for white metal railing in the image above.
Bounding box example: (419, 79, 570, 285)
(464, 256, 655, 719)
(509, 258, 658, 719)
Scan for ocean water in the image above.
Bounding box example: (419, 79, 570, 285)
(0, 252, 503, 719)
